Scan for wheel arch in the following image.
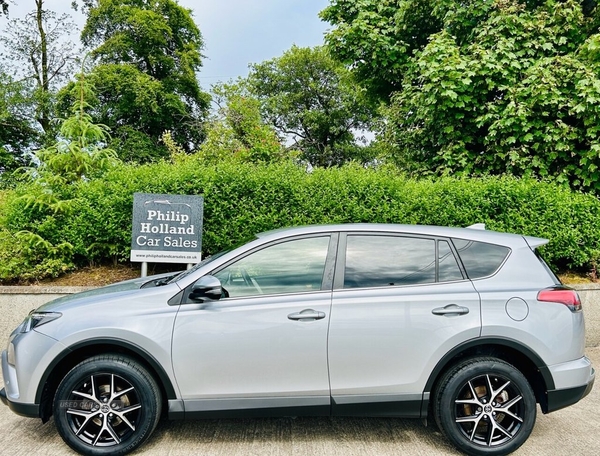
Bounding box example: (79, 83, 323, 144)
(424, 337, 554, 414)
(37, 338, 177, 422)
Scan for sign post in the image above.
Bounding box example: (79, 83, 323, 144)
(130, 193, 203, 276)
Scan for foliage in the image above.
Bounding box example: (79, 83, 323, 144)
(0, 65, 120, 281)
(108, 124, 168, 163)
(244, 46, 377, 167)
(2, 158, 600, 282)
(321, 0, 598, 101)
(0, 226, 74, 282)
(13, 66, 117, 264)
(30, 71, 118, 188)
(199, 86, 285, 164)
(0, 71, 39, 176)
(384, 0, 600, 192)
(320, 0, 444, 102)
(76, 0, 211, 159)
(161, 130, 186, 163)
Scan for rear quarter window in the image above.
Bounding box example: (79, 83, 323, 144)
(452, 238, 510, 279)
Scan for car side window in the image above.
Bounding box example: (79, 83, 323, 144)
(438, 240, 463, 282)
(452, 238, 510, 278)
(213, 236, 330, 298)
(344, 235, 436, 288)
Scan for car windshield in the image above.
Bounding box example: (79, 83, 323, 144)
(166, 236, 257, 284)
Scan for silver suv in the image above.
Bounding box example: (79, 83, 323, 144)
(1, 224, 595, 456)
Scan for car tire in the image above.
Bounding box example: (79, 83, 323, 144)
(434, 357, 536, 456)
(53, 354, 162, 456)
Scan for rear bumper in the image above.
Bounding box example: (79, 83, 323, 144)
(546, 365, 595, 413)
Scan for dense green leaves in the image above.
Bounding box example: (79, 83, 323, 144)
(0, 71, 38, 175)
(378, 0, 600, 191)
(21, 70, 118, 212)
(321, 0, 444, 101)
(199, 88, 285, 164)
(2, 158, 600, 282)
(77, 0, 210, 161)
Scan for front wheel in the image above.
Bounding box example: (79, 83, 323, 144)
(53, 354, 162, 456)
(434, 357, 536, 455)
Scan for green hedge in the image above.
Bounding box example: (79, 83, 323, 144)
(2, 158, 600, 281)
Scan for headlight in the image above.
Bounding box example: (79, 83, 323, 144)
(20, 311, 62, 333)
(7, 342, 15, 366)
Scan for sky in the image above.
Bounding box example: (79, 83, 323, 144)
(2, 0, 331, 89)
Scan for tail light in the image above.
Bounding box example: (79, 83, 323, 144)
(537, 287, 582, 312)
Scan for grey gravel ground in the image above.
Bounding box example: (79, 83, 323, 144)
(0, 305, 598, 455)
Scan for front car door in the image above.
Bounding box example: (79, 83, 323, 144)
(171, 234, 337, 417)
(328, 232, 481, 417)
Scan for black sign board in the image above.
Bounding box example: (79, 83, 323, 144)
(130, 193, 203, 264)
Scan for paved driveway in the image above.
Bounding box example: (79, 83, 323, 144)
(0, 311, 598, 455)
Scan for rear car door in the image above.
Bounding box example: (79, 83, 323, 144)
(328, 232, 481, 416)
(171, 234, 337, 416)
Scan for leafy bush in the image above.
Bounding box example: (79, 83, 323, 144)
(2, 158, 600, 282)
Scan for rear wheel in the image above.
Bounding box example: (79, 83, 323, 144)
(53, 354, 161, 456)
(434, 357, 536, 455)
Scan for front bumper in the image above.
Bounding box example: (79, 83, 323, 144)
(0, 386, 39, 418)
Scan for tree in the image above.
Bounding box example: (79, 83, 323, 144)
(0, 70, 39, 175)
(21, 64, 118, 215)
(4, 67, 118, 281)
(321, 0, 598, 102)
(0, 0, 78, 134)
(197, 85, 284, 164)
(384, 0, 600, 191)
(245, 45, 376, 167)
(33, 70, 118, 186)
(320, 0, 444, 102)
(76, 0, 210, 161)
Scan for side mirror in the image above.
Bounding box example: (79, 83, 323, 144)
(189, 275, 223, 301)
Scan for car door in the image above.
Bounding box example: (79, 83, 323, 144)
(328, 233, 481, 416)
(171, 234, 337, 416)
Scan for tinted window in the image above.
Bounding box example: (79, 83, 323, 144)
(344, 236, 435, 288)
(439, 240, 463, 282)
(452, 238, 510, 278)
(214, 236, 330, 297)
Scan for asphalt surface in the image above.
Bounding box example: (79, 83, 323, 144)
(0, 312, 598, 455)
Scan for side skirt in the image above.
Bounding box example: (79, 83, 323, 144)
(170, 403, 330, 420)
(169, 396, 426, 420)
(332, 395, 424, 418)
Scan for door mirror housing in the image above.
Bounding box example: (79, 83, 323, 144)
(190, 275, 223, 301)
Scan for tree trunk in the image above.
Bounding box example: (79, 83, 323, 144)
(35, 0, 50, 132)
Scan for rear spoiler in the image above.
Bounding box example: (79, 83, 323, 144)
(466, 223, 548, 249)
(524, 235, 548, 249)
(466, 223, 486, 230)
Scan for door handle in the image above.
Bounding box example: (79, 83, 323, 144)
(287, 309, 326, 321)
(432, 304, 470, 316)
